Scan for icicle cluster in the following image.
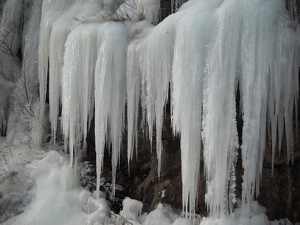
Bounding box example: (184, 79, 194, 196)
(37, 0, 299, 219)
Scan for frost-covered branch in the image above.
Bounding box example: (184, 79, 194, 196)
(0, 16, 23, 59)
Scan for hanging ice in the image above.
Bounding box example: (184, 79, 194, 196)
(240, 0, 299, 217)
(94, 22, 128, 198)
(35, 0, 300, 220)
(49, 0, 103, 147)
(38, 0, 74, 147)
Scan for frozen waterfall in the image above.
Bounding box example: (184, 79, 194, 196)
(1, 0, 299, 222)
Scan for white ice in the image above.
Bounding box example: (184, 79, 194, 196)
(0, 0, 299, 224)
(42, 0, 300, 220)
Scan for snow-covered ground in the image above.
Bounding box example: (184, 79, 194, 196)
(0, 139, 297, 225)
(0, 139, 194, 225)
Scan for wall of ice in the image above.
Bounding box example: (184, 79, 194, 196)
(0, 0, 299, 221)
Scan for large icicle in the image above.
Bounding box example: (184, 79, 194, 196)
(136, 15, 177, 178)
(240, 0, 300, 217)
(172, 0, 222, 218)
(49, 0, 103, 146)
(126, 21, 154, 166)
(62, 22, 102, 168)
(94, 22, 128, 198)
(38, 0, 74, 146)
(126, 38, 142, 166)
(202, 0, 241, 218)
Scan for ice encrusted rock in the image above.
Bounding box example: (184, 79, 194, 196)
(120, 197, 143, 223)
(79, 190, 92, 210)
(60, 165, 79, 191)
(93, 191, 106, 199)
(84, 197, 110, 215)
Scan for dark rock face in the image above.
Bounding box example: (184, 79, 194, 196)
(159, 0, 173, 21)
(286, 0, 300, 27)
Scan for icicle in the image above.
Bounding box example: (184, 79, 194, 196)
(62, 20, 107, 168)
(94, 22, 128, 197)
(202, 0, 241, 217)
(49, 0, 103, 147)
(138, 24, 174, 177)
(171, 0, 222, 218)
(38, 0, 74, 146)
(239, 0, 299, 216)
(126, 21, 153, 170)
(240, 0, 273, 216)
(127, 40, 141, 166)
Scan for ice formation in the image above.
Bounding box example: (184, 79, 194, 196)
(0, 0, 299, 224)
(120, 197, 143, 223)
(38, 0, 300, 219)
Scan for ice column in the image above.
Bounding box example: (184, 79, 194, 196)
(126, 21, 154, 168)
(94, 22, 128, 198)
(49, 0, 103, 146)
(127, 40, 142, 165)
(240, 0, 300, 216)
(201, 0, 241, 217)
(171, 0, 222, 217)
(138, 19, 176, 177)
(62, 23, 102, 168)
(38, 0, 74, 146)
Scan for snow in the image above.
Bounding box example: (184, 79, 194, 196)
(3, 150, 87, 225)
(0, 0, 299, 224)
(79, 189, 92, 210)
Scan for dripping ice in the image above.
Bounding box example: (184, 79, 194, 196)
(0, 0, 298, 223)
(41, 0, 299, 218)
